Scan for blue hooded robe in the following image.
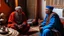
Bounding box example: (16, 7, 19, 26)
(40, 6, 64, 36)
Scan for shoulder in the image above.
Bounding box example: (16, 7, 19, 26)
(10, 11, 16, 15)
(51, 12, 59, 18)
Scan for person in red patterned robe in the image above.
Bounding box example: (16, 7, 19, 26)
(7, 6, 30, 34)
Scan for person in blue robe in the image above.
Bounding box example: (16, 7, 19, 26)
(40, 6, 64, 36)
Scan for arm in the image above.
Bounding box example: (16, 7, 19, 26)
(41, 18, 46, 27)
(43, 15, 55, 30)
(7, 12, 17, 29)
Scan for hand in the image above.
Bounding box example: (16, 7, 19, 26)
(17, 25, 22, 29)
(39, 27, 43, 30)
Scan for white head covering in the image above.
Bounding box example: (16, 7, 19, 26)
(15, 6, 22, 10)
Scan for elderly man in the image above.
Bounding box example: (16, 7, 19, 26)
(7, 6, 30, 34)
(40, 6, 64, 36)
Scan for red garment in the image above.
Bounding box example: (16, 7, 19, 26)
(7, 11, 30, 30)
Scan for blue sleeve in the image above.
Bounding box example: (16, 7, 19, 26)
(41, 18, 46, 26)
(43, 15, 55, 30)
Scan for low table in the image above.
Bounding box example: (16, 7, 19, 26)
(0, 28, 19, 36)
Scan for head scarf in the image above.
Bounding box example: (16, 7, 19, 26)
(46, 6, 54, 10)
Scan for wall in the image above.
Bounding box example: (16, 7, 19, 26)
(27, 0, 37, 19)
(0, 0, 11, 18)
(41, 0, 46, 19)
(46, 0, 64, 8)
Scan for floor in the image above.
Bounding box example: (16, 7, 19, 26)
(19, 26, 40, 36)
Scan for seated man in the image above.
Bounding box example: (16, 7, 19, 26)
(40, 6, 64, 36)
(7, 6, 30, 34)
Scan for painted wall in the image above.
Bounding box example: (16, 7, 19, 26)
(0, 0, 12, 24)
(0, 0, 11, 17)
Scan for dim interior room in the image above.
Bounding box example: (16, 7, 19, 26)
(0, 0, 64, 36)
(0, 0, 64, 26)
(0, 0, 64, 27)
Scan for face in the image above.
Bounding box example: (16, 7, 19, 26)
(16, 8, 22, 13)
(45, 8, 50, 14)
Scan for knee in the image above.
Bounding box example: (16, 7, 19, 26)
(43, 29, 51, 34)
